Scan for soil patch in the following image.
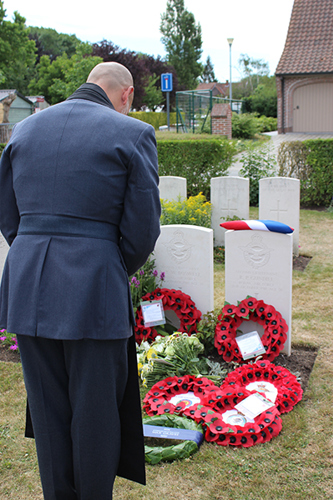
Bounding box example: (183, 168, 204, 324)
(293, 255, 312, 272)
(1, 343, 318, 392)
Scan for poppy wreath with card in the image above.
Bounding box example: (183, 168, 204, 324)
(142, 374, 219, 417)
(214, 296, 288, 363)
(221, 360, 303, 414)
(134, 288, 202, 345)
(189, 385, 283, 448)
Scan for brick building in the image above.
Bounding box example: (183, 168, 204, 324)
(276, 0, 333, 133)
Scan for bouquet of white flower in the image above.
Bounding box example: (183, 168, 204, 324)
(137, 332, 227, 388)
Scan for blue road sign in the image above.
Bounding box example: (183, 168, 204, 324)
(161, 73, 173, 92)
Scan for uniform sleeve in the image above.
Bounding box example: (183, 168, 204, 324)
(119, 125, 161, 276)
(0, 146, 20, 246)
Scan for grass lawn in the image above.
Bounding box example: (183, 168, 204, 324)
(1, 208, 333, 499)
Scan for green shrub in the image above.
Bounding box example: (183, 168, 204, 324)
(129, 111, 177, 130)
(157, 138, 236, 198)
(278, 139, 333, 207)
(231, 112, 260, 139)
(160, 193, 212, 227)
(239, 145, 276, 206)
(256, 115, 277, 133)
(0, 143, 6, 156)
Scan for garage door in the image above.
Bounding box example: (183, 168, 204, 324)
(293, 82, 333, 133)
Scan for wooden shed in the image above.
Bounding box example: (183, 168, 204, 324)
(276, 0, 333, 133)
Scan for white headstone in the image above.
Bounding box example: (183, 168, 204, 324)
(225, 229, 292, 355)
(259, 177, 300, 256)
(159, 176, 187, 202)
(0, 233, 9, 277)
(153, 225, 214, 316)
(211, 176, 249, 246)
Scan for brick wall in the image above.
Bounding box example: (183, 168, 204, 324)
(211, 103, 232, 139)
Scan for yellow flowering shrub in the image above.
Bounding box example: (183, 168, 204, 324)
(160, 193, 212, 228)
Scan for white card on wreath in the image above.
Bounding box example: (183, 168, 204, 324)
(235, 393, 275, 420)
(141, 300, 166, 327)
(236, 330, 266, 360)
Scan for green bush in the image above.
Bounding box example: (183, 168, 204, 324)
(278, 139, 333, 207)
(157, 138, 236, 198)
(231, 112, 260, 139)
(160, 193, 212, 227)
(0, 144, 6, 155)
(129, 111, 177, 130)
(239, 145, 276, 206)
(256, 115, 277, 133)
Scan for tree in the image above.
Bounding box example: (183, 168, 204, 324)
(0, 2, 36, 93)
(28, 44, 102, 104)
(242, 76, 277, 117)
(160, 0, 203, 90)
(200, 56, 216, 83)
(29, 27, 82, 64)
(238, 54, 269, 92)
(92, 40, 179, 110)
(142, 74, 163, 111)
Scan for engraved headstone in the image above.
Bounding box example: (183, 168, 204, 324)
(159, 176, 187, 202)
(259, 177, 300, 256)
(225, 229, 293, 355)
(211, 176, 249, 246)
(153, 225, 214, 315)
(0, 233, 9, 278)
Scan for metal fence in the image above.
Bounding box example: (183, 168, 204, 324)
(176, 90, 242, 134)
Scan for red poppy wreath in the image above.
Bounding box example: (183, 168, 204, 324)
(143, 376, 283, 448)
(135, 288, 202, 345)
(214, 296, 288, 363)
(222, 360, 303, 414)
(201, 385, 283, 448)
(143, 375, 219, 417)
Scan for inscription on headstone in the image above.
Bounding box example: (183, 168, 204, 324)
(153, 225, 214, 315)
(259, 177, 300, 256)
(225, 230, 293, 355)
(159, 176, 187, 202)
(211, 176, 249, 246)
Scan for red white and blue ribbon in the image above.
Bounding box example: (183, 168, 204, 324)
(220, 220, 294, 234)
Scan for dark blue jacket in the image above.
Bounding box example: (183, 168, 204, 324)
(0, 94, 161, 339)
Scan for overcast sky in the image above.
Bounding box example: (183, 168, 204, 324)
(6, 0, 295, 83)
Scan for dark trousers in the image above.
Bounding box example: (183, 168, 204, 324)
(17, 335, 130, 500)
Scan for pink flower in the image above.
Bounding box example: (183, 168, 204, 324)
(10, 345, 18, 351)
(0, 336, 6, 342)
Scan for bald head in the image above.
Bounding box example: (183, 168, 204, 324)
(87, 62, 134, 114)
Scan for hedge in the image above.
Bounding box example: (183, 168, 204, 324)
(157, 138, 236, 199)
(129, 111, 177, 130)
(278, 139, 333, 207)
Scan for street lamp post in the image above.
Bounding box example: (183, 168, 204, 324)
(227, 38, 234, 110)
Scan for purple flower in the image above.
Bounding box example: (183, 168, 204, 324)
(10, 345, 18, 351)
(152, 270, 158, 277)
(160, 272, 165, 281)
(135, 280, 140, 288)
(0, 336, 6, 342)
(139, 270, 145, 276)
(0, 329, 5, 333)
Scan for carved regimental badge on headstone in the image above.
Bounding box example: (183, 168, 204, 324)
(240, 234, 274, 269)
(154, 225, 214, 315)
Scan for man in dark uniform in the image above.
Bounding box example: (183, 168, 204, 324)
(0, 62, 161, 499)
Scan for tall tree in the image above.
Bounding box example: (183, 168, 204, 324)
(201, 56, 216, 83)
(160, 0, 203, 90)
(238, 53, 269, 92)
(0, 2, 36, 93)
(28, 44, 102, 104)
(29, 27, 82, 64)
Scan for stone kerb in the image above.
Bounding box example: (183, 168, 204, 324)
(259, 177, 300, 256)
(159, 176, 187, 202)
(225, 229, 293, 356)
(211, 176, 249, 246)
(153, 225, 214, 316)
(0, 233, 9, 279)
